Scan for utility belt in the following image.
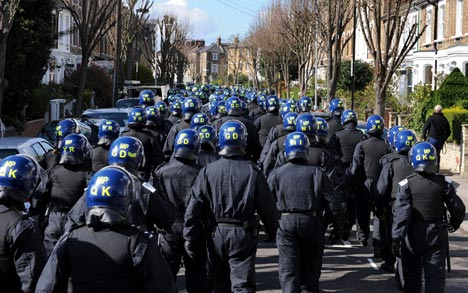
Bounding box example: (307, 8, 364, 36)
(280, 210, 318, 217)
(216, 218, 256, 230)
(49, 202, 71, 213)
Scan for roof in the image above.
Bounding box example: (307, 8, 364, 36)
(199, 42, 232, 54)
(0, 137, 48, 148)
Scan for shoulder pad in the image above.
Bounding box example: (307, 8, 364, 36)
(155, 161, 168, 173)
(142, 182, 156, 194)
(398, 178, 408, 187)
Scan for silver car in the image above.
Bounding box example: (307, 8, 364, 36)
(0, 137, 53, 162)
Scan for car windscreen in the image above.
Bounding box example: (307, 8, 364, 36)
(0, 149, 19, 159)
(81, 112, 128, 127)
(116, 98, 139, 108)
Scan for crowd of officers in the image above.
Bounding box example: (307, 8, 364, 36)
(0, 85, 466, 293)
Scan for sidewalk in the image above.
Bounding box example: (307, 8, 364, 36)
(444, 171, 468, 233)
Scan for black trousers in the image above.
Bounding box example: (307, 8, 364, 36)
(277, 214, 324, 293)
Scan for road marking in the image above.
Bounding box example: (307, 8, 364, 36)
(367, 258, 379, 270)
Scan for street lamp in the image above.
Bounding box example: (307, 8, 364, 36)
(135, 7, 149, 81)
(112, 0, 122, 106)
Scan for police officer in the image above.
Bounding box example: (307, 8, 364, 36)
(139, 89, 156, 108)
(65, 136, 177, 233)
(262, 112, 298, 176)
(350, 115, 389, 247)
(154, 129, 206, 293)
(268, 132, 342, 293)
(392, 142, 465, 293)
(197, 125, 220, 167)
(36, 166, 177, 293)
(183, 120, 278, 293)
(213, 97, 261, 161)
(145, 105, 168, 150)
(190, 113, 209, 131)
(259, 102, 298, 165)
(249, 94, 266, 121)
(254, 95, 281, 147)
(386, 125, 405, 151)
(43, 134, 92, 254)
(122, 107, 164, 179)
(327, 98, 344, 138)
(375, 130, 416, 274)
(299, 96, 313, 113)
(91, 120, 120, 173)
(0, 155, 48, 292)
(163, 97, 200, 159)
(39, 119, 78, 170)
(168, 100, 183, 125)
(329, 110, 364, 240)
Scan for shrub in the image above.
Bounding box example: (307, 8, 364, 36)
(407, 84, 434, 133)
(433, 68, 468, 108)
(426, 106, 468, 144)
(455, 99, 468, 109)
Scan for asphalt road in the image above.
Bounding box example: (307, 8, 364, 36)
(177, 228, 468, 293)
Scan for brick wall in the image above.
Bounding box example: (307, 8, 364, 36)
(22, 119, 45, 137)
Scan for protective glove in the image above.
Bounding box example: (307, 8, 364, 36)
(391, 241, 401, 258)
(447, 223, 459, 233)
(184, 241, 197, 259)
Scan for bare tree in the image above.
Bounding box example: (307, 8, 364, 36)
(315, 0, 353, 102)
(0, 1, 20, 115)
(278, 0, 318, 97)
(153, 14, 191, 86)
(357, 0, 425, 115)
(60, 0, 117, 116)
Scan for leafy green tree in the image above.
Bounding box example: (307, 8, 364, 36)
(338, 60, 374, 92)
(434, 68, 468, 108)
(3, 0, 53, 125)
(133, 65, 155, 85)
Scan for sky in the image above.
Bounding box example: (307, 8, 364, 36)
(150, 0, 270, 44)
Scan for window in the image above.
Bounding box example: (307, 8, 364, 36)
(212, 53, 218, 61)
(426, 9, 432, 44)
(31, 143, 46, 160)
(437, 5, 445, 40)
(456, 0, 463, 36)
(211, 64, 219, 73)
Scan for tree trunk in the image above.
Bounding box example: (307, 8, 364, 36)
(0, 32, 9, 115)
(374, 80, 386, 116)
(298, 61, 307, 97)
(74, 55, 89, 116)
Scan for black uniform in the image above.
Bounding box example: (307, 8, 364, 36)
(39, 149, 60, 171)
(121, 127, 164, 178)
(375, 152, 414, 266)
(350, 136, 388, 245)
(268, 162, 341, 293)
(249, 106, 264, 122)
(65, 179, 177, 233)
(146, 126, 167, 154)
(35, 224, 176, 293)
(329, 124, 364, 238)
(213, 116, 261, 161)
(184, 157, 278, 293)
(262, 134, 288, 177)
(162, 119, 190, 159)
(91, 144, 110, 173)
(168, 115, 181, 125)
(259, 124, 284, 165)
(154, 158, 206, 293)
(43, 165, 88, 254)
(326, 115, 343, 138)
(0, 204, 47, 293)
(254, 113, 281, 147)
(393, 173, 465, 293)
(197, 148, 221, 167)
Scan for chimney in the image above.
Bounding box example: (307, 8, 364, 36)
(216, 36, 221, 46)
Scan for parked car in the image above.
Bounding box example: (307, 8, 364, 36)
(115, 97, 139, 108)
(0, 137, 53, 162)
(80, 108, 129, 128)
